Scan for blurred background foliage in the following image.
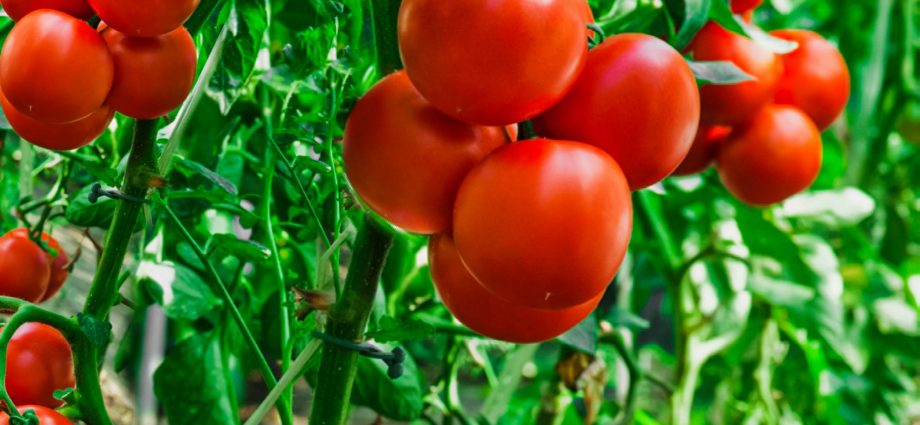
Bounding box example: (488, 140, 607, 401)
(0, 0, 918, 424)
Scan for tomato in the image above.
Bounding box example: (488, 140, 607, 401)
(731, 0, 763, 13)
(0, 235, 51, 303)
(672, 125, 732, 176)
(534, 34, 700, 189)
(101, 26, 197, 119)
(0, 0, 92, 21)
(687, 22, 783, 126)
(0, 405, 72, 425)
(717, 105, 822, 206)
(5, 323, 74, 408)
(5, 229, 68, 302)
(771, 29, 850, 130)
(398, 0, 588, 125)
(88, 0, 200, 37)
(453, 139, 632, 309)
(0, 87, 113, 151)
(0, 10, 113, 124)
(429, 235, 603, 343)
(343, 72, 506, 234)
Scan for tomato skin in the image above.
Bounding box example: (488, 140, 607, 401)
(687, 22, 783, 126)
(88, 0, 200, 37)
(0, 87, 113, 151)
(343, 72, 506, 234)
(771, 29, 850, 130)
(0, 10, 113, 124)
(672, 125, 732, 176)
(0, 0, 92, 21)
(0, 405, 73, 425)
(5, 324, 75, 408)
(0, 235, 51, 303)
(5, 229, 68, 302)
(429, 235, 602, 343)
(534, 34, 700, 189)
(398, 0, 588, 125)
(717, 105, 822, 206)
(731, 0, 763, 13)
(453, 139, 632, 309)
(102, 26, 197, 119)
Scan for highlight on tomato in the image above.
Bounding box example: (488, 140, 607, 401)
(5, 323, 75, 408)
(5, 229, 69, 301)
(673, 125, 732, 176)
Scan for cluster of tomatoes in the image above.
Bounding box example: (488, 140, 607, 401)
(344, 0, 850, 343)
(676, 0, 850, 205)
(0, 229, 75, 423)
(0, 0, 200, 151)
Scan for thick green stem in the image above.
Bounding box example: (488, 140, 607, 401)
(308, 220, 394, 425)
(370, 0, 403, 76)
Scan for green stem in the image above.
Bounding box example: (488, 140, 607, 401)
(308, 219, 394, 425)
(369, 0, 403, 76)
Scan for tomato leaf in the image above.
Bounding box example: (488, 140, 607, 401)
(77, 313, 113, 348)
(205, 0, 268, 114)
(668, 0, 713, 50)
(557, 314, 598, 354)
(708, 0, 747, 35)
(154, 333, 238, 425)
(211, 233, 271, 264)
(65, 183, 118, 229)
(687, 59, 755, 85)
(742, 20, 799, 54)
(174, 157, 239, 196)
(139, 260, 221, 321)
(366, 315, 435, 343)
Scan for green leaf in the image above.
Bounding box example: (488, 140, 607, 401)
(605, 307, 651, 331)
(708, 0, 746, 35)
(154, 333, 238, 425)
(351, 345, 424, 421)
(742, 20, 799, 54)
(65, 183, 117, 229)
(77, 313, 113, 348)
(211, 233, 271, 264)
(366, 316, 435, 343)
(670, 0, 712, 50)
(734, 206, 817, 285)
(206, 0, 268, 113)
(777, 188, 876, 227)
(139, 260, 221, 320)
(175, 157, 239, 196)
(688, 60, 755, 85)
(557, 314, 598, 354)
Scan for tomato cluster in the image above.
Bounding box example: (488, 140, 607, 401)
(0, 229, 69, 303)
(0, 0, 199, 151)
(0, 405, 73, 425)
(681, 5, 850, 206)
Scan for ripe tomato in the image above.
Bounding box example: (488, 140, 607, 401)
(0, 0, 92, 21)
(672, 125, 732, 176)
(0, 405, 72, 425)
(687, 22, 783, 126)
(0, 10, 113, 124)
(0, 235, 51, 303)
(429, 235, 603, 343)
(5, 229, 69, 302)
(5, 323, 75, 408)
(717, 105, 822, 206)
(534, 34, 700, 190)
(771, 29, 850, 130)
(88, 0, 200, 37)
(343, 72, 506, 234)
(453, 139, 632, 309)
(731, 0, 763, 13)
(0, 87, 113, 151)
(398, 0, 588, 125)
(102, 26, 197, 119)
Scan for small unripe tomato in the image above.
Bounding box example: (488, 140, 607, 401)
(0, 0, 93, 21)
(717, 105, 822, 206)
(102, 26, 198, 119)
(687, 22, 783, 126)
(0, 235, 51, 302)
(343, 71, 507, 234)
(429, 235, 603, 343)
(672, 125, 732, 176)
(453, 139, 632, 309)
(5, 229, 69, 301)
(534, 33, 700, 189)
(0, 405, 73, 425)
(771, 29, 850, 130)
(5, 323, 75, 408)
(88, 0, 201, 37)
(0, 87, 113, 151)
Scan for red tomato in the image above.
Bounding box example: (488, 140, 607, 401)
(687, 22, 783, 126)
(771, 29, 850, 130)
(0, 0, 92, 21)
(0, 405, 72, 425)
(0, 87, 113, 151)
(717, 105, 822, 206)
(672, 125, 732, 176)
(0, 235, 51, 303)
(343, 72, 506, 234)
(101, 26, 198, 119)
(453, 139, 632, 309)
(534, 34, 700, 189)
(429, 235, 603, 343)
(5, 229, 69, 302)
(731, 0, 763, 13)
(88, 0, 200, 37)
(0, 10, 113, 124)
(398, 0, 588, 125)
(5, 323, 75, 408)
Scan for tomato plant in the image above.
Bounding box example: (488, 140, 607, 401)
(4, 324, 74, 408)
